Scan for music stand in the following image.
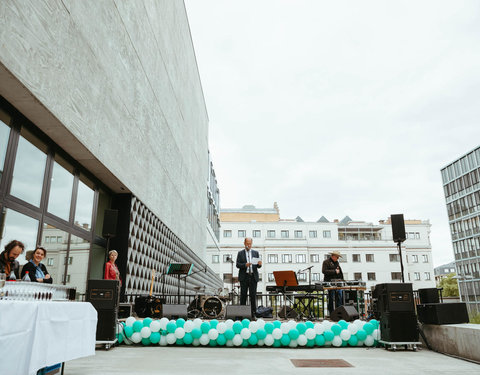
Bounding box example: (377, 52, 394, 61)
(273, 271, 299, 289)
(167, 263, 193, 303)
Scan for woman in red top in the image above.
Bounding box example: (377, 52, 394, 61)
(104, 250, 121, 283)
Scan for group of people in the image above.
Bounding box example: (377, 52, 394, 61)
(0, 240, 53, 283)
(236, 237, 345, 318)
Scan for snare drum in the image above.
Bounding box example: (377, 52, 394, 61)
(201, 296, 225, 318)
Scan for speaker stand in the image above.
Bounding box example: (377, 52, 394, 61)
(396, 241, 405, 283)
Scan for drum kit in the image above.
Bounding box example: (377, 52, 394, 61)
(188, 286, 229, 319)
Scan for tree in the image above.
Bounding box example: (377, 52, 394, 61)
(438, 273, 459, 297)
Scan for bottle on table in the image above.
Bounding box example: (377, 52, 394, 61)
(22, 271, 31, 282)
(8, 270, 16, 281)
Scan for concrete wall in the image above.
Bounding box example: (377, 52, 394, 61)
(0, 0, 208, 257)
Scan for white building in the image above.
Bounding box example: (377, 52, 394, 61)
(207, 204, 435, 294)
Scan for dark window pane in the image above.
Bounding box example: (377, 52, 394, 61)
(40, 224, 69, 285)
(68, 234, 91, 299)
(0, 111, 11, 178)
(48, 156, 74, 220)
(75, 175, 94, 231)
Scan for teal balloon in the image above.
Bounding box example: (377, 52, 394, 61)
(296, 323, 307, 334)
(280, 334, 291, 346)
(176, 318, 185, 328)
(341, 340, 348, 347)
(273, 339, 281, 347)
(264, 322, 274, 334)
(305, 321, 314, 329)
(150, 332, 160, 344)
(176, 339, 184, 346)
(133, 321, 143, 333)
(306, 339, 315, 347)
(167, 322, 177, 333)
(369, 319, 379, 329)
(248, 334, 258, 346)
(216, 334, 226, 346)
(324, 330, 334, 342)
(241, 319, 250, 328)
(124, 326, 133, 338)
(117, 334, 124, 344)
(209, 340, 217, 347)
(201, 322, 211, 333)
(331, 324, 342, 335)
(143, 318, 153, 327)
(183, 333, 193, 345)
(224, 329, 235, 340)
(210, 319, 219, 328)
(348, 335, 358, 346)
(356, 329, 367, 341)
(141, 337, 151, 346)
(338, 320, 348, 329)
(233, 322, 243, 334)
(363, 323, 374, 335)
(315, 335, 325, 347)
(273, 320, 282, 329)
(256, 329, 267, 340)
(191, 327, 202, 339)
(241, 340, 249, 347)
(288, 329, 300, 340)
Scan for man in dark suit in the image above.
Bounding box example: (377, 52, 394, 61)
(236, 237, 262, 318)
(322, 250, 344, 317)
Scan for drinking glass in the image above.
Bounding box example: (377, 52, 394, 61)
(0, 273, 5, 299)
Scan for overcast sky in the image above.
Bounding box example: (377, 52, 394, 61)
(185, 0, 480, 267)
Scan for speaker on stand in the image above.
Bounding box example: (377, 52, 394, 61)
(330, 305, 359, 322)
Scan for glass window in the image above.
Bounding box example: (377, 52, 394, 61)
(48, 156, 74, 221)
(267, 230, 275, 238)
(47, 258, 54, 266)
(268, 273, 274, 282)
(339, 253, 347, 263)
(252, 230, 261, 238)
(258, 273, 262, 281)
(267, 254, 278, 263)
(238, 230, 246, 238)
(212, 255, 219, 263)
(312, 273, 320, 281)
(75, 175, 94, 231)
(88, 243, 106, 279)
(422, 254, 428, 263)
(309, 230, 317, 238)
(412, 255, 418, 263)
(352, 254, 361, 262)
(10, 130, 47, 207)
(389, 254, 400, 262)
(366, 254, 375, 262)
(223, 254, 232, 263)
(323, 230, 331, 238)
(391, 272, 402, 280)
(424, 272, 431, 280)
(294, 230, 303, 238)
(223, 230, 232, 237)
(281, 230, 289, 238)
(223, 273, 232, 282)
(414, 272, 421, 281)
(298, 273, 306, 281)
(367, 272, 376, 281)
(40, 223, 69, 286)
(282, 254, 292, 263)
(0, 208, 39, 265)
(66, 234, 90, 299)
(296, 254, 306, 263)
(0, 111, 11, 179)
(354, 272, 362, 281)
(310, 254, 319, 263)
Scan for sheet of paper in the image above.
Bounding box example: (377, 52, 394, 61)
(251, 257, 260, 265)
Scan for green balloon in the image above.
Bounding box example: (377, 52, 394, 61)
(296, 323, 307, 334)
(331, 324, 342, 335)
(256, 328, 267, 340)
(209, 340, 217, 347)
(141, 337, 151, 346)
(124, 326, 134, 338)
(273, 320, 282, 329)
(143, 318, 153, 327)
(210, 319, 219, 328)
(264, 322, 274, 334)
(369, 319, 379, 329)
(248, 334, 258, 346)
(280, 334, 291, 346)
(324, 330, 334, 342)
(273, 339, 281, 347)
(306, 339, 315, 347)
(241, 319, 250, 328)
(315, 335, 325, 346)
(357, 329, 367, 341)
(288, 329, 300, 340)
(176, 339, 184, 346)
(224, 329, 235, 340)
(341, 340, 348, 347)
(233, 322, 243, 334)
(348, 335, 358, 346)
(183, 333, 193, 345)
(201, 322, 211, 333)
(363, 323, 374, 335)
(176, 318, 185, 328)
(305, 321, 314, 329)
(117, 334, 124, 344)
(150, 332, 161, 344)
(191, 327, 202, 339)
(166, 322, 177, 334)
(216, 334, 227, 346)
(241, 340, 249, 347)
(338, 320, 348, 329)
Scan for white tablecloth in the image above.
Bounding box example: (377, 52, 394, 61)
(0, 300, 97, 375)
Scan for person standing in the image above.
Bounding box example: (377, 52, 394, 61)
(21, 246, 53, 283)
(236, 237, 262, 318)
(104, 250, 121, 283)
(322, 250, 344, 317)
(0, 240, 24, 280)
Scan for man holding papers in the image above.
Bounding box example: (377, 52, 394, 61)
(236, 237, 262, 318)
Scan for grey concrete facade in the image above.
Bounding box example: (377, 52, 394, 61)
(0, 0, 208, 257)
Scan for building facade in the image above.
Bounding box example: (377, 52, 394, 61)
(441, 146, 480, 313)
(0, 1, 222, 299)
(207, 204, 435, 294)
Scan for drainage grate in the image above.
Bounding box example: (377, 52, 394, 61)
(290, 359, 353, 368)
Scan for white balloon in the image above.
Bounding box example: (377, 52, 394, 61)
(208, 328, 219, 340)
(116, 324, 124, 334)
(225, 319, 234, 329)
(199, 334, 210, 346)
(297, 335, 307, 346)
(131, 332, 142, 343)
(183, 320, 194, 333)
(232, 334, 243, 346)
(125, 316, 136, 327)
(280, 323, 290, 334)
(357, 340, 364, 347)
(347, 324, 358, 334)
(372, 329, 380, 340)
(288, 320, 297, 329)
(322, 320, 333, 330)
(150, 320, 161, 332)
(256, 319, 265, 329)
(340, 330, 351, 341)
(257, 339, 265, 347)
(193, 318, 203, 327)
(159, 335, 168, 346)
(332, 336, 342, 347)
(240, 328, 251, 340)
(305, 328, 316, 340)
(166, 333, 176, 345)
(314, 323, 324, 335)
(174, 327, 185, 339)
(249, 321, 258, 333)
(365, 335, 375, 347)
(272, 328, 282, 340)
(264, 335, 274, 346)
(141, 327, 151, 338)
(159, 318, 169, 331)
(216, 322, 227, 334)
(289, 340, 298, 348)
(226, 340, 234, 347)
(192, 338, 200, 346)
(324, 341, 332, 346)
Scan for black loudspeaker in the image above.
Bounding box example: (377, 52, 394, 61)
(86, 279, 120, 341)
(96, 310, 117, 341)
(278, 306, 298, 319)
(418, 288, 440, 304)
(373, 283, 414, 314)
(417, 303, 468, 324)
(118, 303, 133, 319)
(330, 305, 359, 322)
(391, 214, 406, 243)
(380, 311, 418, 342)
(134, 296, 165, 318)
(102, 209, 118, 238)
(162, 304, 188, 319)
(225, 305, 252, 320)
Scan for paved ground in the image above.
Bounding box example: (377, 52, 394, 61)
(65, 345, 479, 375)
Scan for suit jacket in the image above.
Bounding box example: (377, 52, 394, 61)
(236, 249, 262, 282)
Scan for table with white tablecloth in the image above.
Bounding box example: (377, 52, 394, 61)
(0, 300, 97, 375)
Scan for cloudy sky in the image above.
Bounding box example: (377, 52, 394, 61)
(185, 0, 480, 267)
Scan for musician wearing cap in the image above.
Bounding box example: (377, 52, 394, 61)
(236, 237, 262, 318)
(322, 250, 344, 317)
